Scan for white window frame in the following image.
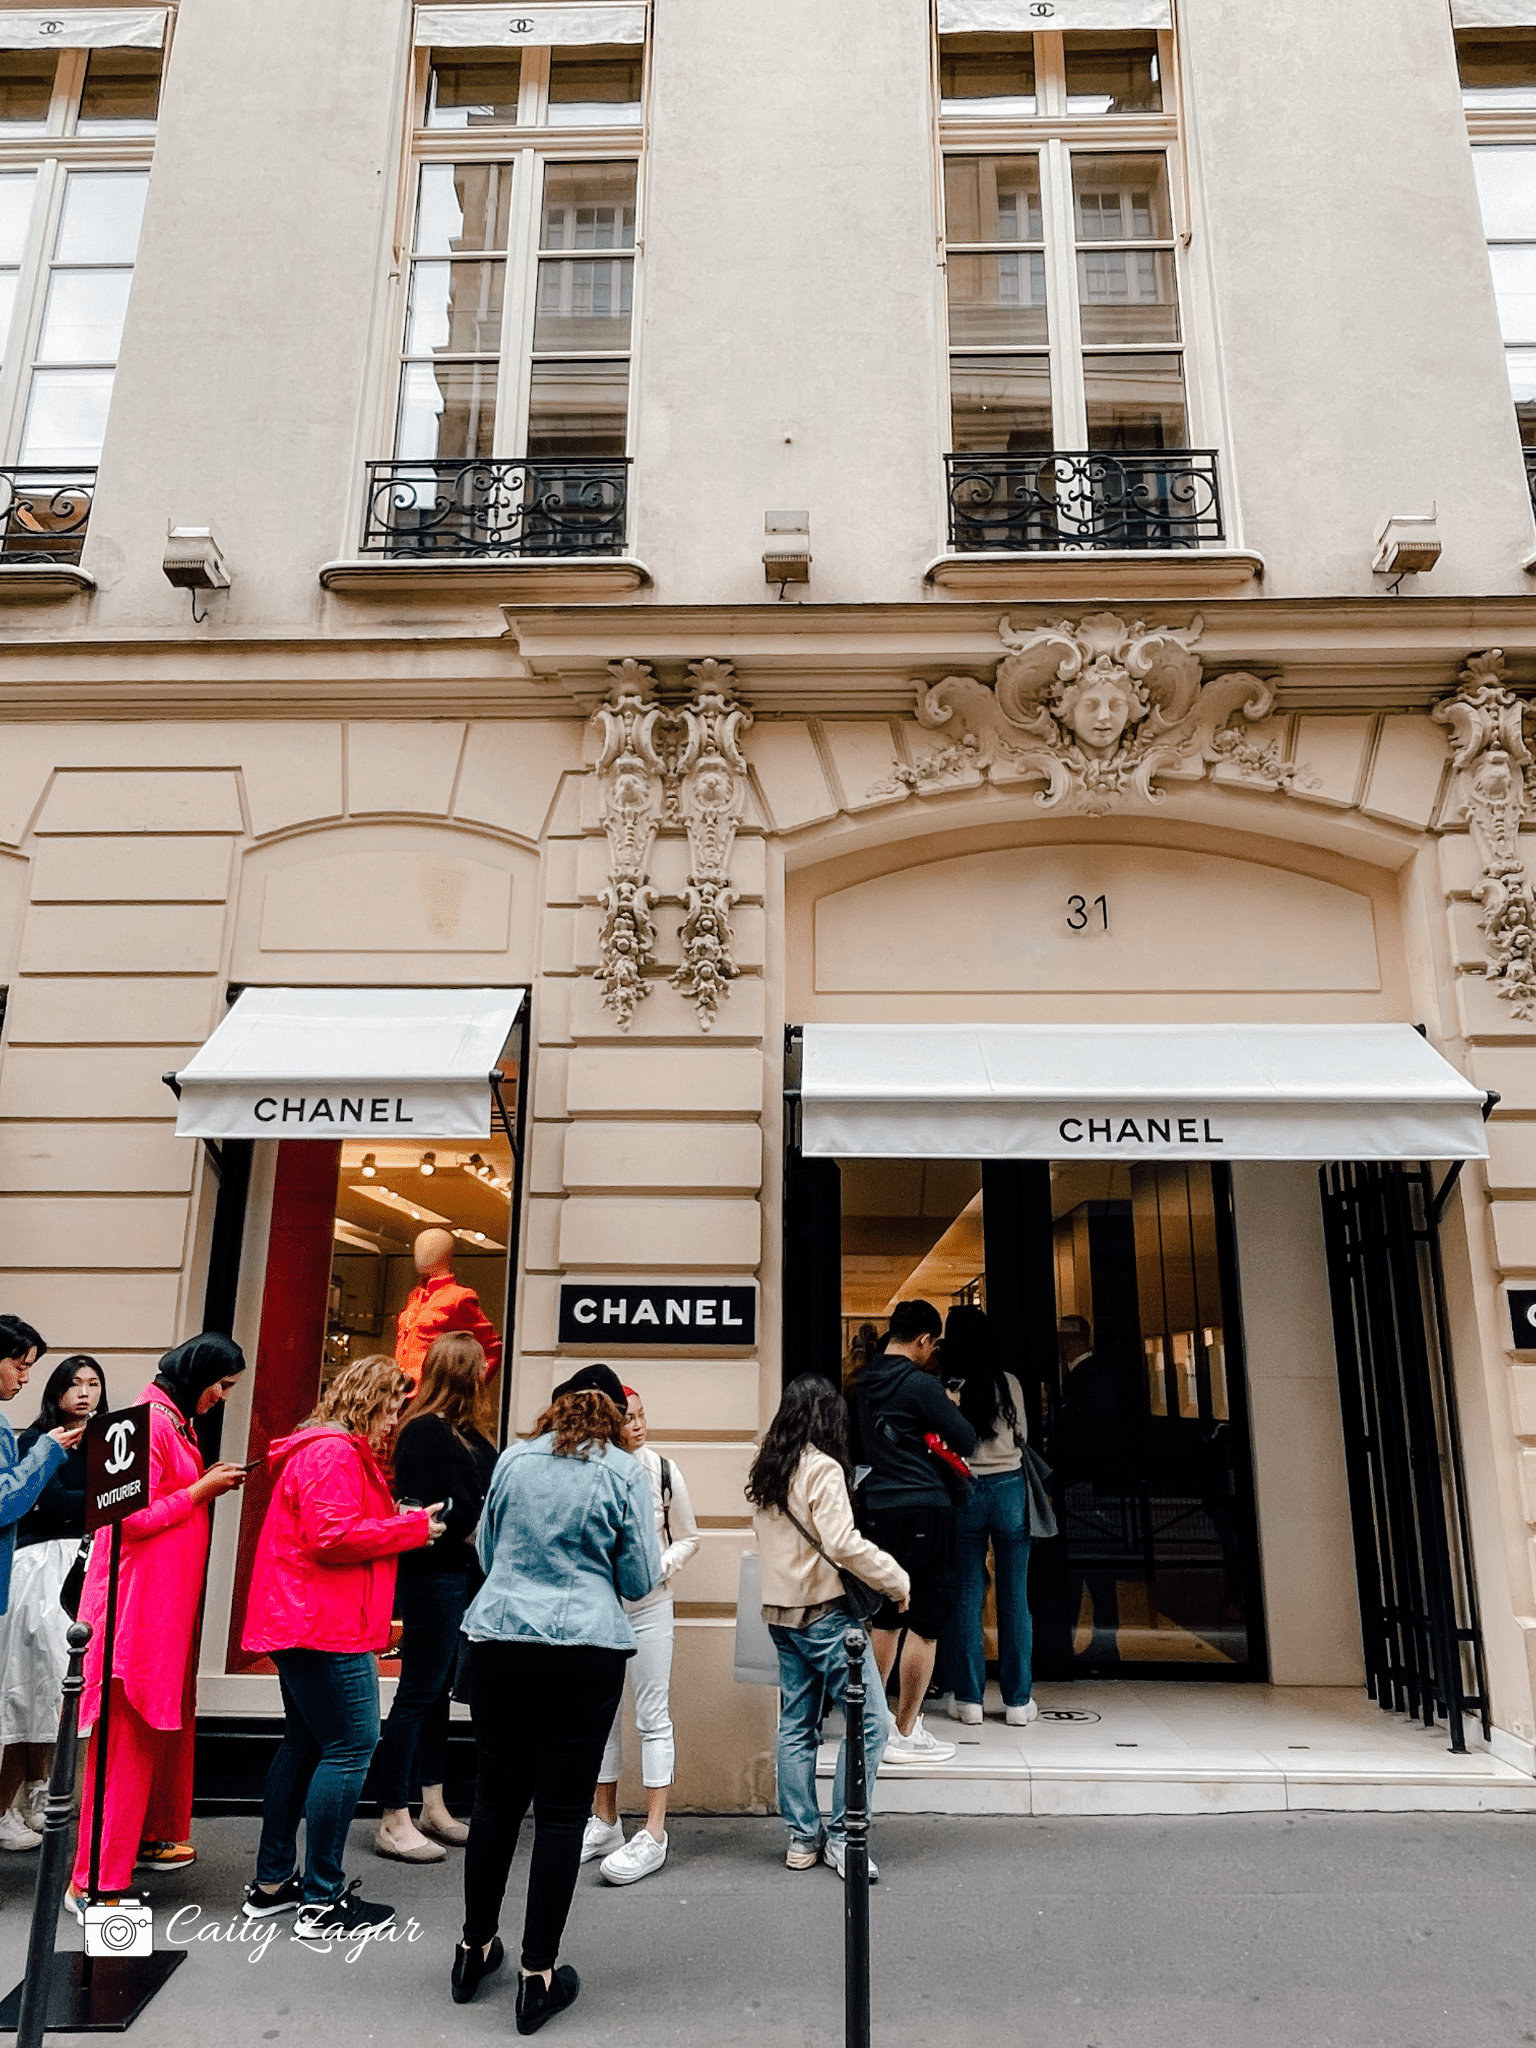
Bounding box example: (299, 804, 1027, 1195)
(376, 36, 648, 472)
(1461, 29, 1536, 453)
(936, 28, 1191, 456)
(0, 43, 159, 466)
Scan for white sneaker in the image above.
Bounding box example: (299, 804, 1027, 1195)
(949, 1700, 983, 1725)
(580, 1816, 625, 1865)
(823, 1839, 879, 1883)
(599, 1827, 667, 1886)
(881, 1717, 957, 1765)
(21, 1782, 48, 1833)
(1005, 1700, 1041, 1726)
(0, 1812, 41, 1852)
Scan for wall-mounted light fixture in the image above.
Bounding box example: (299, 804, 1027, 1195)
(1373, 506, 1441, 585)
(763, 508, 810, 591)
(163, 523, 231, 620)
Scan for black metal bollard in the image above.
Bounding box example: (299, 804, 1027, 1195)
(15, 1620, 91, 2048)
(842, 1627, 871, 2048)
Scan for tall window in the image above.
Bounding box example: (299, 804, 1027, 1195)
(938, 28, 1209, 550)
(394, 43, 640, 466)
(0, 41, 159, 556)
(1462, 31, 1536, 452)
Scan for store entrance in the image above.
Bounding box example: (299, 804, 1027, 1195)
(828, 1155, 1266, 1680)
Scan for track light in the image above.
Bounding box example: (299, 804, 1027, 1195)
(419, 1151, 436, 1177)
(360, 1153, 377, 1178)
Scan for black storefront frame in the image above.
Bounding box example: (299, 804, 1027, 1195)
(782, 1028, 1271, 1684)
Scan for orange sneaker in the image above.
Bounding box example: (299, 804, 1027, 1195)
(136, 1840, 195, 1869)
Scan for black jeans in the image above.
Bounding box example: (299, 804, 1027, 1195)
(462, 1640, 628, 1972)
(376, 1571, 471, 1809)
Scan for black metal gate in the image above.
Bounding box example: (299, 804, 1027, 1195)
(1320, 1161, 1488, 1750)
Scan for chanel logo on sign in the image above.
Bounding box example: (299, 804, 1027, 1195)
(558, 1284, 757, 1348)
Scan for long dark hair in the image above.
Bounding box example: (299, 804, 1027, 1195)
(37, 1354, 103, 1433)
(943, 1305, 1018, 1442)
(745, 1374, 850, 1512)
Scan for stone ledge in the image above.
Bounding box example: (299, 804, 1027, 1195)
(924, 549, 1265, 599)
(319, 555, 652, 600)
(0, 562, 94, 602)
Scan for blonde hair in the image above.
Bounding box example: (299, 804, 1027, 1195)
(405, 1332, 489, 1439)
(305, 1355, 410, 1441)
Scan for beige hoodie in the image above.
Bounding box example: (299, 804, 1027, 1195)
(752, 1447, 911, 1621)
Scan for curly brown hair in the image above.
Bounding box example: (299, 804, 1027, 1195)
(531, 1387, 625, 1457)
(305, 1355, 411, 1444)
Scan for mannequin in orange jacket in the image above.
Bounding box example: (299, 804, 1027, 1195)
(394, 1229, 502, 1388)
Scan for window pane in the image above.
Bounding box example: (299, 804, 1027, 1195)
(36, 269, 132, 364)
(395, 358, 498, 460)
(404, 259, 504, 355)
(949, 353, 1052, 452)
(0, 270, 17, 365)
(1509, 346, 1536, 446)
(547, 47, 642, 124)
(533, 256, 634, 350)
(541, 163, 637, 250)
(20, 366, 115, 463)
(414, 162, 512, 256)
(1077, 249, 1179, 342)
(947, 255, 1048, 345)
(1084, 351, 1186, 448)
(425, 47, 521, 128)
(526, 358, 628, 458)
(1490, 246, 1536, 345)
(1474, 148, 1536, 241)
(1063, 32, 1162, 114)
(1073, 155, 1173, 241)
(0, 51, 54, 131)
(939, 35, 1036, 118)
(1458, 30, 1536, 109)
(77, 49, 161, 133)
(944, 156, 1042, 245)
(54, 172, 149, 264)
(0, 172, 37, 266)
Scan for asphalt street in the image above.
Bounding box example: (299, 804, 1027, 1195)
(1, 1813, 1534, 2048)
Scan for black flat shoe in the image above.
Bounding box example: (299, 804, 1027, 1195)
(516, 1964, 579, 2035)
(451, 1936, 504, 2004)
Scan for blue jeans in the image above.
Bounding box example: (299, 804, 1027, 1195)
(256, 1650, 382, 1905)
(376, 1571, 471, 1809)
(941, 1470, 1034, 1710)
(769, 1610, 890, 1848)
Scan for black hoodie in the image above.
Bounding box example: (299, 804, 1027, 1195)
(856, 1352, 979, 1512)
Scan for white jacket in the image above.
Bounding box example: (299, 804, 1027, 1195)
(626, 1442, 700, 1611)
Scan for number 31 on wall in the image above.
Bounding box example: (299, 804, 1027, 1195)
(1067, 894, 1109, 932)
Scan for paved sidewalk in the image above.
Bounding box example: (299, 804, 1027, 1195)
(2, 1812, 1535, 2047)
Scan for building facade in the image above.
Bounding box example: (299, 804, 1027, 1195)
(5, 0, 1536, 1811)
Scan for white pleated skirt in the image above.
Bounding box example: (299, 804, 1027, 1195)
(0, 1535, 76, 1745)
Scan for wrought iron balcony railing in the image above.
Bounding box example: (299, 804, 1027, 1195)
(946, 448, 1224, 553)
(0, 467, 95, 564)
(361, 457, 629, 558)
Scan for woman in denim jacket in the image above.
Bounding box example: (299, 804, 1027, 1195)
(452, 1363, 658, 2037)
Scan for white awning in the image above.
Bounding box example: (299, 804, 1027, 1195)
(799, 1024, 1488, 1163)
(173, 987, 524, 1142)
(1453, 2, 1536, 26)
(939, 1, 1171, 31)
(414, 5, 645, 47)
(0, 8, 166, 48)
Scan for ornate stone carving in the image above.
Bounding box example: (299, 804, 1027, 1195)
(671, 661, 753, 1030)
(1433, 650, 1536, 1019)
(592, 657, 754, 1030)
(593, 659, 667, 1028)
(872, 611, 1305, 816)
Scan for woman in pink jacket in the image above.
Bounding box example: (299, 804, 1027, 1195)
(69, 1333, 249, 1914)
(240, 1355, 442, 1944)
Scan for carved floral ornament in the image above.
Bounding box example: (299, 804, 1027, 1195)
(871, 611, 1314, 816)
(593, 658, 753, 1031)
(1433, 650, 1536, 1020)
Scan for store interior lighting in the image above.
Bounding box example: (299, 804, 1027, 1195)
(419, 1151, 436, 1177)
(349, 1183, 450, 1228)
(360, 1152, 377, 1177)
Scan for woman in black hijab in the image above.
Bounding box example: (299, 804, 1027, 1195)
(68, 1334, 249, 1915)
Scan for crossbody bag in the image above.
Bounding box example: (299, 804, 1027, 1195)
(781, 1504, 885, 1626)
